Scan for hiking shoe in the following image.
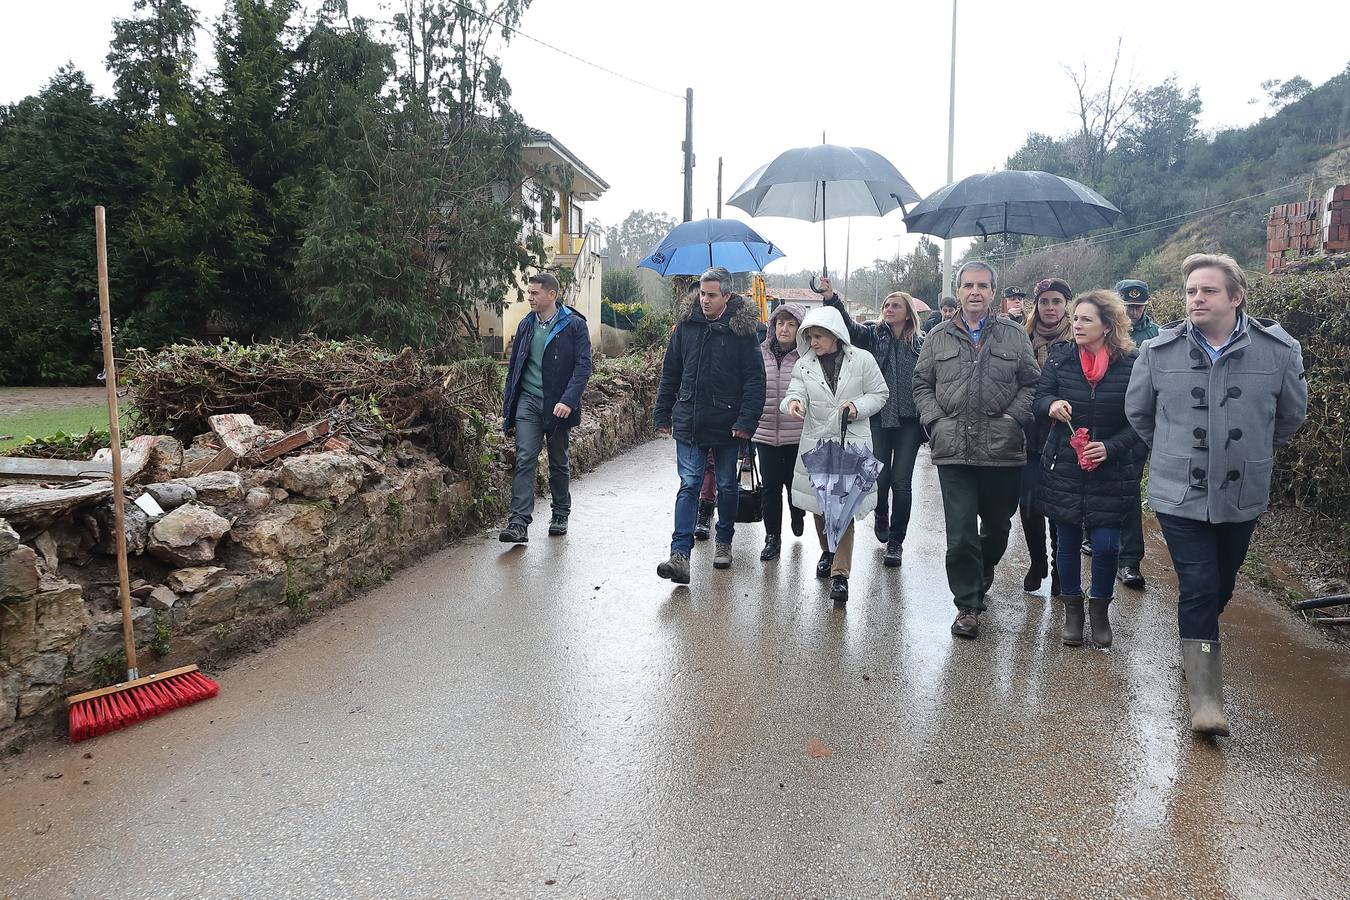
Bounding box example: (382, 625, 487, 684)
(1117, 565, 1145, 589)
(873, 512, 889, 544)
(951, 610, 979, 639)
(713, 543, 733, 569)
(498, 523, 528, 543)
(760, 535, 781, 561)
(548, 514, 568, 536)
(830, 575, 849, 603)
(815, 551, 834, 578)
(657, 553, 691, 585)
(790, 508, 805, 537)
(883, 540, 903, 568)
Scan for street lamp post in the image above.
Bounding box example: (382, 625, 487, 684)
(942, 0, 958, 298)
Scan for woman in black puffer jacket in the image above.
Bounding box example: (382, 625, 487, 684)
(1034, 289, 1143, 649)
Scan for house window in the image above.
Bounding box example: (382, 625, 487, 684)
(570, 201, 583, 236)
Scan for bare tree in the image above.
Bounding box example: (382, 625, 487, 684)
(1066, 39, 1137, 184)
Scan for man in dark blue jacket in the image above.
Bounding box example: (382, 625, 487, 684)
(653, 266, 766, 583)
(499, 272, 593, 543)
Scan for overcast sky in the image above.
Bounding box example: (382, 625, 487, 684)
(3, 1, 1348, 279)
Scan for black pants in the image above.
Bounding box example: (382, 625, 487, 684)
(1018, 453, 1058, 567)
(937, 464, 1023, 612)
(754, 442, 801, 537)
(1157, 513, 1258, 641)
(870, 419, 924, 544)
(1119, 481, 1145, 568)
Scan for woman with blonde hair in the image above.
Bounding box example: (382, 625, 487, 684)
(818, 280, 924, 568)
(1033, 290, 1143, 648)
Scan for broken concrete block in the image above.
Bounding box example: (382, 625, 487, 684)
(147, 504, 231, 566)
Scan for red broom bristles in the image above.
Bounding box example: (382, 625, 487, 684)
(68, 670, 219, 742)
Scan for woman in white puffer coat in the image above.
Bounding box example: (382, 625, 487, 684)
(782, 305, 889, 603)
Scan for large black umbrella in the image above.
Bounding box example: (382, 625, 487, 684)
(902, 170, 1121, 240)
(728, 144, 921, 276)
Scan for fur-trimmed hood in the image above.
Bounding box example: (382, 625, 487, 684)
(675, 293, 761, 337)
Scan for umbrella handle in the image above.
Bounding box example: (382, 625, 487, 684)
(809, 274, 829, 295)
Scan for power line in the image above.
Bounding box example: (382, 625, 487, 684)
(987, 177, 1330, 262)
(383, 2, 685, 101)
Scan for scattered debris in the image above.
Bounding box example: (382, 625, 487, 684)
(806, 739, 833, 759)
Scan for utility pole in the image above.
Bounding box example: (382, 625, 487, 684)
(942, 0, 957, 298)
(716, 156, 723, 218)
(682, 88, 694, 222)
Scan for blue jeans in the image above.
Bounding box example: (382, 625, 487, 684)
(1156, 513, 1257, 641)
(1054, 521, 1119, 598)
(672, 440, 741, 555)
(508, 390, 570, 527)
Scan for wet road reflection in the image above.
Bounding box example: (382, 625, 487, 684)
(1, 439, 1347, 898)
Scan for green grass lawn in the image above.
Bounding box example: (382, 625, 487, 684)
(0, 403, 121, 453)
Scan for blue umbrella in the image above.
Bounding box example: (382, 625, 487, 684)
(638, 218, 785, 276)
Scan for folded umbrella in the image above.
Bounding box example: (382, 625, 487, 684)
(799, 411, 883, 552)
(638, 218, 785, 276)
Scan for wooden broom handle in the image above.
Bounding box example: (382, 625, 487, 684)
(95, 207, 137, 678)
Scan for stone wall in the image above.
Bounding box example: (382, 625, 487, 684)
(0, 368, 658, 750)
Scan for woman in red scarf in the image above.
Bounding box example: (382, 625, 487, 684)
(1032, 290, 1144, 648)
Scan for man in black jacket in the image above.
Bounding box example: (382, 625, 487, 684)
(654, 266, 766, 583)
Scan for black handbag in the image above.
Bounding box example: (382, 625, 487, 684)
(735, 444, 764, 523)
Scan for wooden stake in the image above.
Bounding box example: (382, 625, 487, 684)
(95, 206, 138, 680)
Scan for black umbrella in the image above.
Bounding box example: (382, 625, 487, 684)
(728, 144, 920, 277)
(903, 170, 1121, 240)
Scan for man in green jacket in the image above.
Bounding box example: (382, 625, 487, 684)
(913, 260, 1041, 639)
(1114, 278, 1157, 590)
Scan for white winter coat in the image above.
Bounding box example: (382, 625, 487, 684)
(780, 306, 890, 516)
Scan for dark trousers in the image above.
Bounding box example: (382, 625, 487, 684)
(754, 442, 801, 537)
(1018, 453, 1058, 567)
(1054, 522, 1120, 598)
(871, 419, 924, 544)
(937, 464, 1023, 612)
(508, 390, 570, 526)
(1119, 481, 1145, 568)
(1156, 513, 1258, 641)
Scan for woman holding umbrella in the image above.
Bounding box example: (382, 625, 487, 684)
(1033, 290, 1142, 647)
(1019, 277, 1073, 594)
(783, 306, 889, 602)
(818, 278, 925, 567)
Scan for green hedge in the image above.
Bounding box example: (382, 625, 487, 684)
(1148, 266, 1350, 526)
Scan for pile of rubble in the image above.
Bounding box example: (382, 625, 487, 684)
(1, 410, 471, 748)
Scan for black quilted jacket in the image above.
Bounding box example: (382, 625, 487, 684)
(1033, 342, 1144, 529)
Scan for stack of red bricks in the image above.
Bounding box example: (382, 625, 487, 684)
(1324, 184, 1350, 254)
(1266, 199, 1322, 272)
(1266, 183, 1350, 272)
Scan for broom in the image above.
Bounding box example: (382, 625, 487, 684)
(66, 206, 219, 742)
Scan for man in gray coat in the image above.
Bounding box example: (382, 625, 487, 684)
(914, 260, 1041, 639)
(1125, 252, 1307, 737)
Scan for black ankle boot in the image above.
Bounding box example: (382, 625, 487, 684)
(760, 534, 781, 561)
(1060, 595, 1085, 646)
(1089, 596, 1113, 647)
(694, 499, 713, 541)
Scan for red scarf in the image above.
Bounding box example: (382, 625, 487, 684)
(1079, 345, 1109, 387)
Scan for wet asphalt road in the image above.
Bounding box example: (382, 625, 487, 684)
(2, 439, 1349, 899)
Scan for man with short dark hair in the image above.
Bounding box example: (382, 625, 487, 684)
(498, 271, 593, 543)
(914, 260, 1041, 639)
(1126, 252, 1306, 736)
(924, 296, 959, 333)
(654, 266, 766, 582)
(1114, 278, 1158, 590)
